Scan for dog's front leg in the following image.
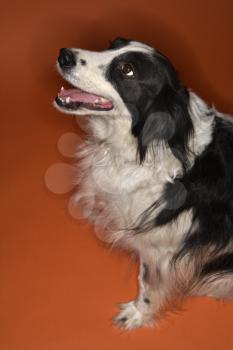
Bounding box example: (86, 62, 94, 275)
(113, 258, 171, 330)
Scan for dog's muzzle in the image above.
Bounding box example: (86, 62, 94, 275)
(55, 48, 113, 112)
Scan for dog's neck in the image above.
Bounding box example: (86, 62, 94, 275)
(83, 91, 214, 168)
(74, 92, 216, 244)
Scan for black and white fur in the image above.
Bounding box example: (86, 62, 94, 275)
(54, 38, 233, 329)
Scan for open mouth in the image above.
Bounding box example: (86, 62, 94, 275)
(55, 85, 113, 111)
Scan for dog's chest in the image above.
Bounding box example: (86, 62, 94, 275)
(76, 138, 182, 235)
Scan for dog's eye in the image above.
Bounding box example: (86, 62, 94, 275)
(120, 63, 135, 77)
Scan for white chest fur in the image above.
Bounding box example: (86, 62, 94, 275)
(73, 115, 192, 256)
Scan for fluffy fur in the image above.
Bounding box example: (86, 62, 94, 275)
(54, 38, 233, 329)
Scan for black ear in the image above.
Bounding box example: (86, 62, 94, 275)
(108, 37, 131, 50)
(137, 84, 193, 170)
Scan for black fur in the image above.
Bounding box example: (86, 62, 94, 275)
(106, 50, 193, 168)
(107, 40, 233, 278)
(160, 118, 233, 248)
(138, 117, 233, 275)
(201, 252, 233, 276)
(108, 37, 131, 50)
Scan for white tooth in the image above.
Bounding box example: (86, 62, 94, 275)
(61, 86, 64, 91)
(94, 99, 99, 103)
(66, 97, 70, 103)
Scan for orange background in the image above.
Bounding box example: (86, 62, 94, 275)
(1, 1, 233, 349)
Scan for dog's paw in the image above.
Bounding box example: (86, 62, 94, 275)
(113, 301, 153, 330)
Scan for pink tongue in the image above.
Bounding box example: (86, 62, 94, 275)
(58, 87, 101, 103)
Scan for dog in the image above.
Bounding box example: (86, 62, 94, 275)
(54, 38, 233, 329)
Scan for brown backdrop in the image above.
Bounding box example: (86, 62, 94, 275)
(1, 0, 233, 349)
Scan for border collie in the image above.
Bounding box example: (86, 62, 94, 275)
(54, 38, 233, 329)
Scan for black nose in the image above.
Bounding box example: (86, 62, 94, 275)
(58, 48, 76, 69)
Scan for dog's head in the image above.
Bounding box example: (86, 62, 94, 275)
(55, 38, 193, 165)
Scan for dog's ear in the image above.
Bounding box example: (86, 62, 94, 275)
(108, 37, 131, 50)
(136, 83, 193, 170)
(131, 52, 194, 169)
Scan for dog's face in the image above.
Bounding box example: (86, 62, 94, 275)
(55, 38, 156, 117)
(55, 38, 193, 165)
